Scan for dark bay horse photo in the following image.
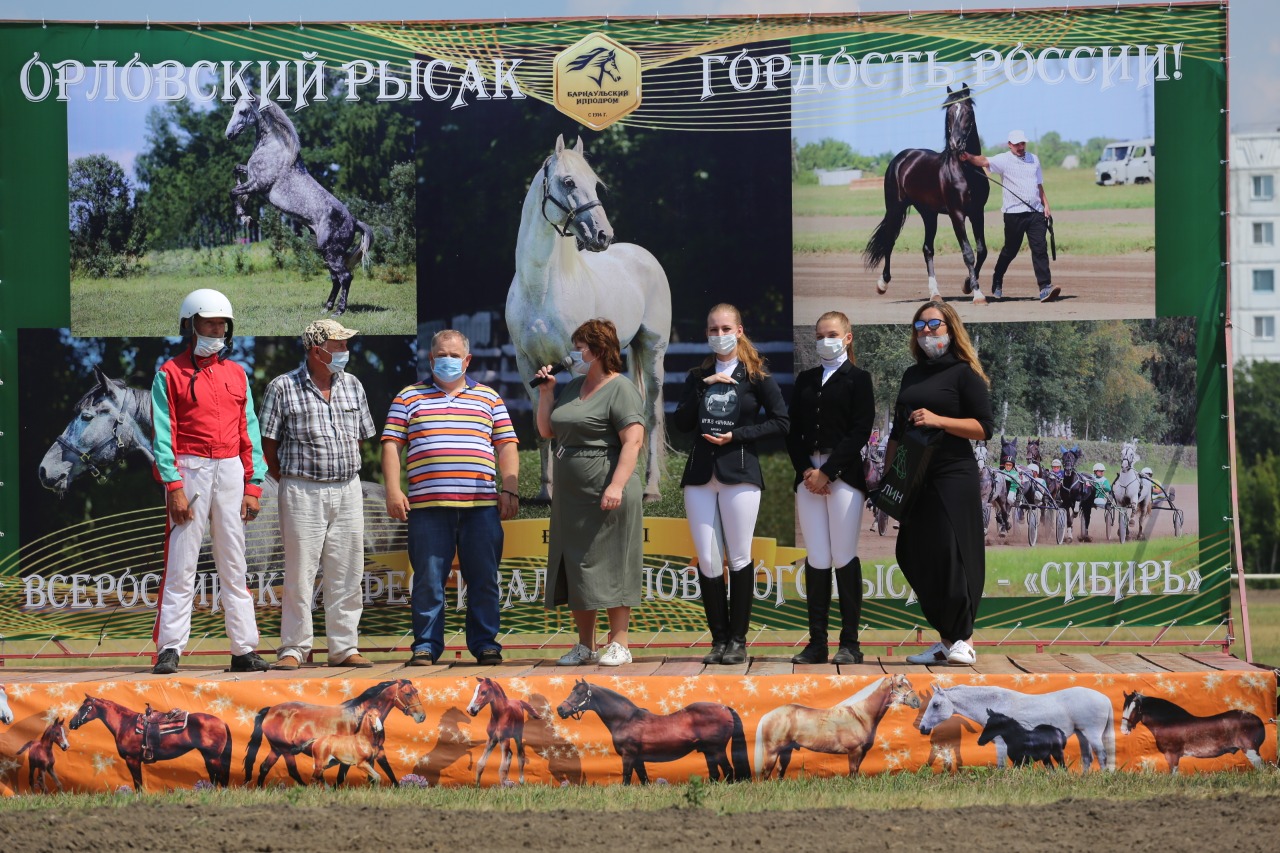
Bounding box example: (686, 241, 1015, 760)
(17, 717, 70, 793)
(864, 84, 990, 303)
(466, 676, 542, 786)
(978, 709, 1068, 769)
(69, 696, 232, 790)
(243, 679, 425, 787)
(225, 92, 372, 316)
(1121, 691, 1266, 773)
(556, 679, 749, 785)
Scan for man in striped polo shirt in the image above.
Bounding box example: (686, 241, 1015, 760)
(961, 130, 1061, 303)
(381, 329, 519, 665)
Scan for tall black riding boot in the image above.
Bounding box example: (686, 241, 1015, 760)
(833, 557, 865, 665)
(720, 567, 754, 665)
(791, 563, 831, 664)
(699, 574, 729, 664)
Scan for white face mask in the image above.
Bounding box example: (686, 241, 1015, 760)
(918, 333, 951, 360)
(570, 349, 594, 376)
(194, 335, 225, 358)
(325, 351, 350, 374)
(707, 333, 738, 357)
(816, 337, 846, 361)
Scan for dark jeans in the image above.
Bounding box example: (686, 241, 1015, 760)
(992, 211, 1051, 290)
(407, 506, 504, 659)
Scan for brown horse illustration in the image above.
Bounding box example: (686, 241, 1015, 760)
(17, 717, 70, 793)
(556, 678, 749, 785)
(466, 677, 542, 786)
(524, 693, 585, 786)
(68, 696, 232, 790)
(306, 710, 387, 786)
(243, 679, 426, 787)
(913, 687, 977, 772)
(1121, 691, 1266, 773)
(754, 674, 921, 779)
(418, 707, 476, 787)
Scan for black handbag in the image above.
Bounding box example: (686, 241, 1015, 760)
(872, 426, 942, 520)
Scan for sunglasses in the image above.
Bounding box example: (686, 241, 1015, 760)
(913, 318, 946, 332)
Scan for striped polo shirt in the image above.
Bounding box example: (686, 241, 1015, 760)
(381, 378, 517, 508)
(988, 150, 1044, 214)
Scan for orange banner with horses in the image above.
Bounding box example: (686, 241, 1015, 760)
(0, 670, 1272, 794)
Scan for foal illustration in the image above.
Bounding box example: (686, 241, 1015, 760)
(466, 677, 542, 786)
(17, 718, 70, 793)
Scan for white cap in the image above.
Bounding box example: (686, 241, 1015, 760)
(1008, 129, 1028, 144)
(1028, 463, 1040, 474)
(1141, 466, 1153, 476)
(1093, 463, 1106, 472)
(1051, 459, 1062, 467)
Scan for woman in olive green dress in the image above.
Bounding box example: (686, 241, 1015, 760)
(534, 319, 646, 667)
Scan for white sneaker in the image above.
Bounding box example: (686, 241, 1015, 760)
(946, 639, 977, 666)
(905, 641, 950, 664)
(557, 643, 598, 666)
(597, 642, 632, 667)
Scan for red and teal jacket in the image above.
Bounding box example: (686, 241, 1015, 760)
(151, 348, 266, 498)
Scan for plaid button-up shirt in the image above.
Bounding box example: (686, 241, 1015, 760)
(259, 365, 377, 482)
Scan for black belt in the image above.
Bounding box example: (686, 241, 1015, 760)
(554, 445, 610, 459)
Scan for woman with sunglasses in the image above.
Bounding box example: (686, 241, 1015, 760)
(887, 302, 994, 666)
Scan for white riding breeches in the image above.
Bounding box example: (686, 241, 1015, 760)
(795, 452, 865, 569)
(684, 477, 761, 578)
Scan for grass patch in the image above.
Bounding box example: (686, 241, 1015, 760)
(1235, 587, 1280, 667)
(794, 220, 1153, 257)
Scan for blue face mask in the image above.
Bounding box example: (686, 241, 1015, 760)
(325, 351, 350, 374)
(432, 355, 465, 383)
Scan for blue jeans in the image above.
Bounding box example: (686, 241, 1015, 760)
(407, 506, 503, 660)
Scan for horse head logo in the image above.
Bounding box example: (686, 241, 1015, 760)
(567, 46, 621, 88)
(889, 447, 909, 480)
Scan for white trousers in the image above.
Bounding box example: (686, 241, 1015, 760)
(154, 454, 260, 657)
(795, 453, 866, 569)
(684, 477, 761, 578)
(277, 476, 366, 663)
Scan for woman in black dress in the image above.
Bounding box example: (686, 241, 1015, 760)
(887, 301, 994, 666)
(786, 311, 875, 665)
(674, 303, 789, 665)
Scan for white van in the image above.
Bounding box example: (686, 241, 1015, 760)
(1095, 138, 1155, 185)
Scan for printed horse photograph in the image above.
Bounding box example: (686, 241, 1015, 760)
(68, 695, 232, 791)
(466, 677, 542, 786)
(67, 65, 416, 336)
(304, 710, 388, 786)
(556, 679, 750, 785)
(1121, 691, 1266, 774)
(755, 675, 921, 779)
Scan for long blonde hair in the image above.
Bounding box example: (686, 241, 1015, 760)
(701, 303, 768, 381)
(908, 301, 989, 386)
(816, 310, 855, 365)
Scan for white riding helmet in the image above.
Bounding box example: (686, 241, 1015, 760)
(179, 288, 235, 339)
(1051, 459, 1062, 468)
(1141, 466, 1153, 477)
(1093, 463, 1106, 473)
(1028, 463, 1040, 474)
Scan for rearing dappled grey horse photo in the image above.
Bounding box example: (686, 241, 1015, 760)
(225, 93, 372, 317)
(507, 135, 672, 502)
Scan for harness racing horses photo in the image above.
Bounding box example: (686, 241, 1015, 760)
(556, 678, 749, 785)
(864, 83, 989, 303)
(243, 679, 426, 787)
(918, 683, 1115, 771)
(69, 695, 233, 790)
(38, 365, 153, 495)
(16, 717, 70, 793)
(466, 677, 542, 786)
(754, 674, 920, 779)
(1112, 440, 1153, 540)
(1121, 691, 1266, 774)
(225, 92, 372, 316)
(507, 135, 672, 502)
(985, 436, 1021, 543)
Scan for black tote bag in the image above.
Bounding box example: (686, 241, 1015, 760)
(872, 426, 942, 521)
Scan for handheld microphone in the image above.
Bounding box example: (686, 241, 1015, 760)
(529, 355, 576, 387)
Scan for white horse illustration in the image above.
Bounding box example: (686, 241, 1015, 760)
(1112, 440, 1152, 539)
(507, 135, 672, 501)
(1, 686, 13, 725)
(917, 683, 1115, 771)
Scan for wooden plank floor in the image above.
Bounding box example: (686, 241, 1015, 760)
(1, 652, 1272, 682)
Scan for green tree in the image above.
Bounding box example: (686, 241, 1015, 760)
(68, 154, 145, 277)
(1238, 451, 1280, 573)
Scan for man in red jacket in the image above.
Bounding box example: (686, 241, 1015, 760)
(151, 289, 269, 675)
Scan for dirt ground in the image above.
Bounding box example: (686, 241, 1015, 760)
(793, 207, 1156, 327)
(2, 794, 1275, 852)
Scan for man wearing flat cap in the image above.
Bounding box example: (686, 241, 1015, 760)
(961, 129, 1060, 303)
(260, 319, 378, 669)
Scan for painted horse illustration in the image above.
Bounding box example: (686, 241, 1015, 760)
(306, 710, 388, 785)
(913, 687, 978, 772)
(977, 709, 1068, 768)
(864, 84, 989, 302)
(1121, 691, 1265, 773)
(567, 47, 621, 88)
(918, 683, 1115, 771)
(466, 677, 542, 786)
(507, 135, 671, 502)
(754, 674, 921, 779)
(38, 364, 153, 495)
(69, 696, 232, 790)
(16, 717, 70, 793)
(243, 679, 426, 787)
(225, 92, 372, 316)
(556, 678, 748, 785)
(417, 706, 477, 787)
(0, 686, 12, 725)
